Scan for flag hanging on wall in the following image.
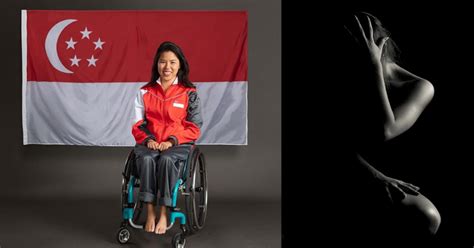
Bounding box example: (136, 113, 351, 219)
(21, 10, 248, 146)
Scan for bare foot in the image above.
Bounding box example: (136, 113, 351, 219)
(155, 206, 168, 234)
(145, 203, 157, 232)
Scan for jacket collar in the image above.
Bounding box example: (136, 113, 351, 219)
(156, 77, 178, 86)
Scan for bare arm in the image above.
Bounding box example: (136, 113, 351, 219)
(382, 63, 434, 140)
(348, 14, 429, 204)
(351, 15, 435, 141)
(356, 153, 420, 203)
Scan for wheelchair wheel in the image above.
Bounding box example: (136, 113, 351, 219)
(116, 227, 131, 244)
(184, 148, 208, 233)
(172, 233, 186, 248)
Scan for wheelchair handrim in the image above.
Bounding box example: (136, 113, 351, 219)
(191, 152, 208, 229)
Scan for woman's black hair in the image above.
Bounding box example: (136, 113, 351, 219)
(149, 41, 195, 88)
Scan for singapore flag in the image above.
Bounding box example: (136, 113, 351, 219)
(22, 10, 248, 146)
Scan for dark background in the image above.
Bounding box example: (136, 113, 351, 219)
(283, 1, 474, 247)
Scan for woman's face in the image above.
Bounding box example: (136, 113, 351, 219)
(157, 51, 180, 83)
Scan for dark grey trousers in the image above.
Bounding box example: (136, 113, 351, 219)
(134, 144, 192, 207)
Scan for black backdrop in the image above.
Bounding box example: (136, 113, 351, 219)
(283, 2, 474, 247)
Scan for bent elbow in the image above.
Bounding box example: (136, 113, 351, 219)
(420, 79, 435, 104)
(383, 121, 407, 141)
(383, 125, 396, 141)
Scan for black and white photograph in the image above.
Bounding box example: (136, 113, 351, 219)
(283, 2, 474, 247)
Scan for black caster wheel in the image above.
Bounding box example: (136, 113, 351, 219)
(117, 227, 131, 244)
(172, 233, 186, 248)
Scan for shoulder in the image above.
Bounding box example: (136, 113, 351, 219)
(385, 62, 434, 90)
(386, 62, 434, 103)
(187, 89, 199, 101)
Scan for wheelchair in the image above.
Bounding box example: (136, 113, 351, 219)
(116, 144, 208, 248)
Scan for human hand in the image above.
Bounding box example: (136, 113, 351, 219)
(147, 139, 160, 150)
(157, 141, 173, 151)
(347, 15, 390, 65)
(377, 175, 420, 204)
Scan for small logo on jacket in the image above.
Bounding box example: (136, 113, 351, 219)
(173, 102, 184, 108)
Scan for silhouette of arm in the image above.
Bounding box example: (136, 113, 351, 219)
(381, 63, 434, 140)
(351, 15, 434, 141)
(356, 153, 420, 203)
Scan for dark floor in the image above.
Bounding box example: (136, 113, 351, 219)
(0, 197, 280, 248)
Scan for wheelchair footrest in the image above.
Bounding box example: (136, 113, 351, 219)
(170, 211, 186, 225)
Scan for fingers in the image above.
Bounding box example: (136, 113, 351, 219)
(147, 141, 153, 149)
(147, 141, 160, 150)
(158, 143, 165, 151)
(161, 143, 168, 151)
(147, 141, 172, 151)
(384, 185, 394, 204)
(390, 183, 407, 201)
(407, 183, 420, 191)
(157, 142, 172, 151)
(378, 37, 390, 51)
(396, 185, 408, 200)
(354, 15, 367, 43)
(402, 182, 419, 192)
(354, 14, 381, 48)
(366, 15, 374, 43)
(398, 182, 420, 196)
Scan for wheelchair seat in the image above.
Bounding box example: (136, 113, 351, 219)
(116, 144, 208, 248)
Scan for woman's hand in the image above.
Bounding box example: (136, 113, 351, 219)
(157, 141, 173, 151)
(377, 175, 420, 204)
(147, 139, 160, 150)
(349, 15, 389, 65)
(147, 140, 173, 151)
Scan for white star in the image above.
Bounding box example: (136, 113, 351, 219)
(65, 37, 77, 49)
(93, 38, 105, 50)
(80, 27, 92, 39)
(70, 55, 81, 67)
(87, 55, 98, 67)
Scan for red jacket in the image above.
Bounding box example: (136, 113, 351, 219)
(132, 80, 202, 145)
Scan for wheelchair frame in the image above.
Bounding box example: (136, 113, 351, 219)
(116, 145, 208, 248)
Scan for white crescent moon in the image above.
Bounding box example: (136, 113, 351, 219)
(45, 19, 77, 74)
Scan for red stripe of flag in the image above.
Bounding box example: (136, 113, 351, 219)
(26, 10, 247, 83)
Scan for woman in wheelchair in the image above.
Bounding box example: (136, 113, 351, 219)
(131, 41, 203, 235)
